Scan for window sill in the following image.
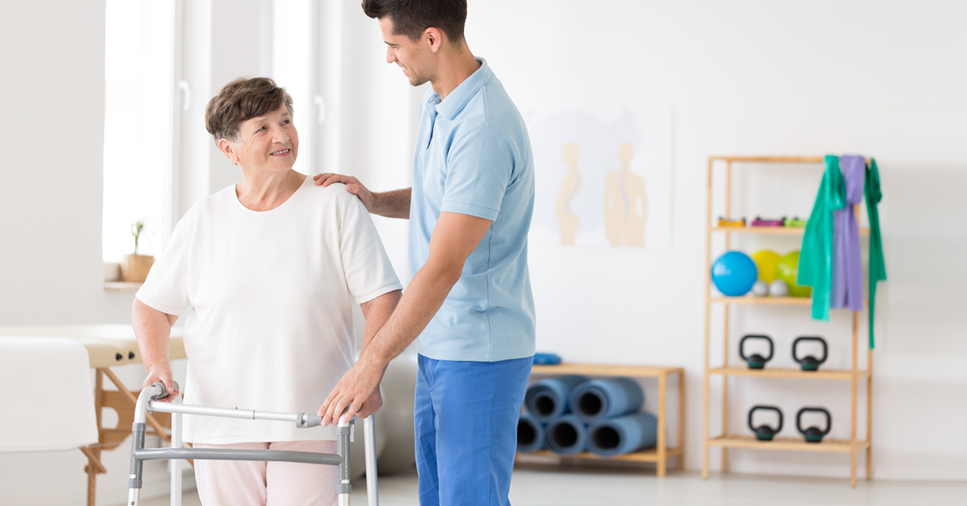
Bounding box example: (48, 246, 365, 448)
(104, 281, 143, 291)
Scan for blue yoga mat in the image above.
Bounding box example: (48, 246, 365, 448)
(545, 414, 588, 456)
(517, 413, 545, 453)
(587, 412, 658, 457)
(569, 377, 644, 423)
(524, 375, 588, 422)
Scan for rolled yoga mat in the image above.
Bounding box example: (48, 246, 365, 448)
(545, 414, 588, 456)
(516, 413, 545, 453)
(569, 377, 644, 423)
(587, 412, 658, 457)
(524, 375, 589, 422)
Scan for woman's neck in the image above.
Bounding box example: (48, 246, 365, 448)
(235, 169, 306, 212)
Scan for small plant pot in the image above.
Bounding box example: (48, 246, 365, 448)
(121, 254, 154, 283)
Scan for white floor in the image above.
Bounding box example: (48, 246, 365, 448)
(132, 466, 967, 506)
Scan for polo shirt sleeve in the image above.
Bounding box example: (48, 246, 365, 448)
(440, 125, 516, 221)
(136, 212, 192, 316)
(337, 192, 404, 304)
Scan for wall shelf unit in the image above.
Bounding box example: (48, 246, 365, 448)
(701, 156, 873, 487)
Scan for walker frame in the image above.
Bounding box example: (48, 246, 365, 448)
(128, 382, 379, 506)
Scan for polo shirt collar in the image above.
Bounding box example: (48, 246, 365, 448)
(434, 57, 492, 121)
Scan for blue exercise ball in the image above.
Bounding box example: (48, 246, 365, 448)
(711, 251, 759, 297)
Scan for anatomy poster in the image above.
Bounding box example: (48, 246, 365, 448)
(524, 105, 673, 249)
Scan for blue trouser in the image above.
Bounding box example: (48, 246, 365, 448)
(414, 354, 533, 506)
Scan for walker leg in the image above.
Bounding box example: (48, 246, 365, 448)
(337, 420, 353, 506)
(170, 407, 182, 506)
(364, 415, 379, 506)
(128, 422, 147, 506)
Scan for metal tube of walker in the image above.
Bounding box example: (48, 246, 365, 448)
(364, 415, 379, 506)
(337, 417, 353, 506)
(147, 401, 307, 424)
(130, 382, 172, 506)
(170, 395, 182, 506)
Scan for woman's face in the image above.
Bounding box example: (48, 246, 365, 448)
(221, 104, 299, 174)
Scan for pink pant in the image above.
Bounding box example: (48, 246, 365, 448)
(192, 440, 337, 506)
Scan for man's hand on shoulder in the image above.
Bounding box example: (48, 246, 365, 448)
(313, 173, 375, 212)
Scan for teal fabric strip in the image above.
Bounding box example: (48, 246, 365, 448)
(865, 159, 887, 348)
(798, 155, 845, 322)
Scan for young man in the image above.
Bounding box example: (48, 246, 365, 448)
(314, 1, 535, 505)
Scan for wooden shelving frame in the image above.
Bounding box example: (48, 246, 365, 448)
(517, 363, 684, 476)
(701, 156, 873, 487)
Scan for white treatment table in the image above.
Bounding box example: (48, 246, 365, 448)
(0, 325, 185, 506)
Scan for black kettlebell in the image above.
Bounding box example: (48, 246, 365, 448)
(797, 407, 831, 443)
(793, 336, 828, 371)
(739, 335, 773, 369)
(748, 405, 783, 441)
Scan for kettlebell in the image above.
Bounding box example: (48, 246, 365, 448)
(796, 407, 831, 443)
(792, 336, 828, 371)
(739, 335, 773, 369)
(748, 405, 783, 441)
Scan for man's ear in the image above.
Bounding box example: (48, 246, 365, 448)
(217, 137, 239, 165)
(424, 27, 443, 53)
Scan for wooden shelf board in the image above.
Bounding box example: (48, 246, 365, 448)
(518, 447, 683, 463)
(709, 435, 869, 453)
(531, 363, 683, 377)
(709, 366, 869, 380)
(709, 296, 867, 308)
(710, 226, 869, 235)
(709, 156, 825, 164)
(710, 296, 811, 306)
(104, 281, 143, 291)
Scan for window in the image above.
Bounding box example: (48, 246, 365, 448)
(102, 0, 176, 262)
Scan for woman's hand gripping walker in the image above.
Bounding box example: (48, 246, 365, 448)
(127, 382, 379, 506)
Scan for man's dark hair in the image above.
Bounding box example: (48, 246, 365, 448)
(362, 0, 467, 43)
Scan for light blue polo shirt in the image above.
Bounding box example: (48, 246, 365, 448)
(409, 58, 536, 363)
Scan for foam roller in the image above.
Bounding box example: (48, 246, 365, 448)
(587, 412, 658, 457)
(545, 414, 588, 456)
(516, 413, 545, 453)
(569, 378, 644, 423)
(524, 375, 588, 422)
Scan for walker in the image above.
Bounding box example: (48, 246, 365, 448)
(127, 382, 379, 506)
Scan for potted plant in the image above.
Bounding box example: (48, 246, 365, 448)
(120, 220, 154, 283)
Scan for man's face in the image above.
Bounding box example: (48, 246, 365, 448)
(379, 16, 433, 87)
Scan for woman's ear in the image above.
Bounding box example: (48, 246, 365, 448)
(217, 137, 239, 165)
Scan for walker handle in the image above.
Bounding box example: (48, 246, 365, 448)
(296, 412, 323, 428)
(148, 381, 180, 401)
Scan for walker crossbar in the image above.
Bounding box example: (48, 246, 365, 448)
(127, 382, 374, 506)
(133, 447, 344, 465)
(146, 400, 324, 427)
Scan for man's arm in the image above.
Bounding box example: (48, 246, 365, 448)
(313, 173, 411, 219)
(133, 298, 180, 401)
(318, 211, 492, 425)
(336, 289, 402, 419)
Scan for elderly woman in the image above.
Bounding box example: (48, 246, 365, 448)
(133, 77, 402, 505)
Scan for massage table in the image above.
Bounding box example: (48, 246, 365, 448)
(0, 325, 185, 506)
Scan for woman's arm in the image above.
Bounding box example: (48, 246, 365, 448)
(133, 298, 180, 401)
(346, 289, 402, 418)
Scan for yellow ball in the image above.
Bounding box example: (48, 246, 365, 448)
(751, 250, 781, 284)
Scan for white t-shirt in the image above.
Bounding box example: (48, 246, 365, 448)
(136, 178, 402, 444)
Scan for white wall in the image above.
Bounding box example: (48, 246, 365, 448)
(0, 2, 142, 504)
(0, 1, 270, 503)
(462, 0, 967, 481)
